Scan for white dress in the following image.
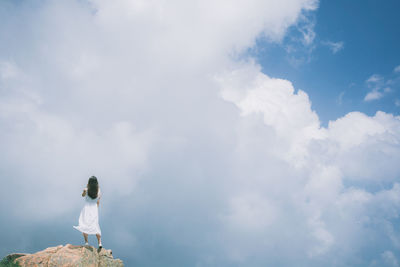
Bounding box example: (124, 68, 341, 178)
(73, 188, 102, 235)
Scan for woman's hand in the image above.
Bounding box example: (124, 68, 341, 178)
(82, 189, 87, 197)
(97, 200, 100, 207)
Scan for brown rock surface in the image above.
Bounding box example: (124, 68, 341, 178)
(5, 244, 124, 267)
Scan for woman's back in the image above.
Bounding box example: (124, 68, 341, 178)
(85, 188, 101, 203)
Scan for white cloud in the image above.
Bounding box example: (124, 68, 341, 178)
(322, 40, 344, 54)
(337, 91, 345, 105)
(367, 74, 384, 84)
(222, 193, 279, 232)
(382, 251, 400, 267)
(298, 16, 316, 46)
(217, 61, 400, 264)
(283, 13, 317, 67)
(217, 61, 325, 165)
(364, 74, 392, 102)
(1, 0, 400, 266)
(327, 111, 388, 150)
(0, 61, 19, 80)
(364, 90, 383, 101)
(394, 65, 400, 73)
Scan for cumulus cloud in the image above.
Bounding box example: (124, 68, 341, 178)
(217, 62, 324, 165)
(217, 62, 400, 265)
(1, 1, 400, 267)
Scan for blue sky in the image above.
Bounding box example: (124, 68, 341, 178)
(1, 1, 400, 266)
(255, 0, 400, 125)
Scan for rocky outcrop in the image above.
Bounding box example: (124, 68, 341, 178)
(3, 244, 124, 267)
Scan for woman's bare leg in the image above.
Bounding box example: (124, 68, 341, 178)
(83, 233, 89, 244)
(96, 234, 102, 247)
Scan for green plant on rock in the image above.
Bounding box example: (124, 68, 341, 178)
(0, 256, 22, 267)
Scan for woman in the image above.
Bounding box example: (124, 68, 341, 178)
(73, 176, 102, 248)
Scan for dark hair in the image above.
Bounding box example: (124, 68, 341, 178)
(87, 176, 99, 199)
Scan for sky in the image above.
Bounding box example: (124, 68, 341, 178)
(254, 0, 400, 125)
(1, 0, 400, 266)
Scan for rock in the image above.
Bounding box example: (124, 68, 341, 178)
(3, 244, 124, 267)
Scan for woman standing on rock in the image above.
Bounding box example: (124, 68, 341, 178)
(73, 176, 102, 248)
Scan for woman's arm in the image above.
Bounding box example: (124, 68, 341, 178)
(97, 188, 101, 206)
